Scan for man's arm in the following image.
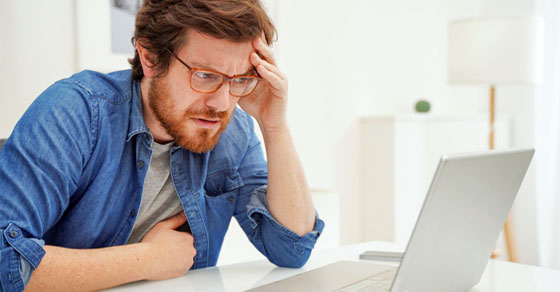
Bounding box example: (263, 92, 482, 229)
(259, 126, 315, 236)
(25, 245, 149, 292)
(0, 82, 98, 291)
(239, 36, 316, 236)
(25, 213, 195, 292)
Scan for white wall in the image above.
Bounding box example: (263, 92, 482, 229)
(0, 0, 541, 266)
(0, 0, 76, 138)
(272, 0, 539, 265)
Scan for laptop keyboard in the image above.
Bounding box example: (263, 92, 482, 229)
(333, 268, 397, 292)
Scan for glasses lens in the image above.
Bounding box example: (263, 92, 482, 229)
(191, 70, 223, 93)
(230, 77, 259, 97)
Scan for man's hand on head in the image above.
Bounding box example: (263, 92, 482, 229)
(238, 34, 289, 135)
(140, 212, 196, 281)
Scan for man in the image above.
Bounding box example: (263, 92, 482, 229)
(0, 0, 324, 291)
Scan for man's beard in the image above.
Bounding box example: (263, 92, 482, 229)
(148, 78, 232, 153)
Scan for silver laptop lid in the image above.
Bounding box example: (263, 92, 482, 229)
(391, 148, 534, 292)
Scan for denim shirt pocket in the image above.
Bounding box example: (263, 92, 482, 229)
(204, 170, 244, 199)
(203, 170, 244, 223)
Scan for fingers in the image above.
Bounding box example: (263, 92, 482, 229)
(256, 65, 284, 92)
(156, 212, 187, 230)
(251, 53, 285, 79)
(252, 36, 277, 66)
(251, 52, 286, 93)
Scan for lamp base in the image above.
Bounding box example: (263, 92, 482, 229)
(489, 85, 518, 263)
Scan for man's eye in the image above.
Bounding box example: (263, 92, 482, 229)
(194, 71, 219, 81)
(233, 77, 252, 84)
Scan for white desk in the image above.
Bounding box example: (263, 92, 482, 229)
(104, 241, 560, 292)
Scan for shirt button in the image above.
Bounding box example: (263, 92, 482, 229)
(9, 230, 18, 238)
(228, 197, 234, 203)
(137, 160, 144, 168)
(130, 210, 136, 218)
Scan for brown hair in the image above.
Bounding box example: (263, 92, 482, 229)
(129, 0, 276, 80)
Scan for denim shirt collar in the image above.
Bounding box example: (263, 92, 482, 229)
(126, 79, 151, 142)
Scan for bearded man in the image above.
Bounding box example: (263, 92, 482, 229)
(0, 1, 323, 291)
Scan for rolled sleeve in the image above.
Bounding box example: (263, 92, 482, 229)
(0, 224, 46, 292)
(231, 111, 324, 268)
(246, 186, 325, 268)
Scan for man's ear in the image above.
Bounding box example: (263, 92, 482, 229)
(136, 39, 158, 78)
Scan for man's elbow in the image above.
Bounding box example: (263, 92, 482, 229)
(267, 247, 312, 269)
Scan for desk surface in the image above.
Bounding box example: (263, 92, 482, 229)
(105, 241, 560, 292)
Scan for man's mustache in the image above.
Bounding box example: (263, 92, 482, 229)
(183, 109, 227, 120)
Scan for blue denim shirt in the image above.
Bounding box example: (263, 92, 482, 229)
(0, 70, 324, 292)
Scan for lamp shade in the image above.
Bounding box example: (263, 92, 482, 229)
(448, 16, 542, 86)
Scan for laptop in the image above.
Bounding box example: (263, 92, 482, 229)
(247, 148, 534, 292)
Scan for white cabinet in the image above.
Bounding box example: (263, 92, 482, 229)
(360, 114, 510, 245)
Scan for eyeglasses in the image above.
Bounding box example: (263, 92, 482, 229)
(167, 48, 261, 97)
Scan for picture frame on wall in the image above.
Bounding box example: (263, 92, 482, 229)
(75, 0, 141, 72)
(75, 0, 276, 74)
(111, 0, 142, 55)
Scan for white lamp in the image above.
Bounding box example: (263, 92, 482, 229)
(448, 15, 542, 262)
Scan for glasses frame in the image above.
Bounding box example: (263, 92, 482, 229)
(166, 48, 261, 97)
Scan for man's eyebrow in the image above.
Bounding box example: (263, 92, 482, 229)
(189, 61, 219, 72)
(189, 61, 258, 76)
(242, 67, 259, 76)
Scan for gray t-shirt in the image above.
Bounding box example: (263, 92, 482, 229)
(126, 141, 184, 244)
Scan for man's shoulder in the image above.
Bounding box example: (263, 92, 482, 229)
(55, 69, 134, 105)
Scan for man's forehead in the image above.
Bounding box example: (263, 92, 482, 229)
(179, 30, 257, 75)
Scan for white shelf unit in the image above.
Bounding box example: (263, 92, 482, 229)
(360, 114, 510, 245)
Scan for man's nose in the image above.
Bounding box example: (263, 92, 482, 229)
(205, 83, 231, 112)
